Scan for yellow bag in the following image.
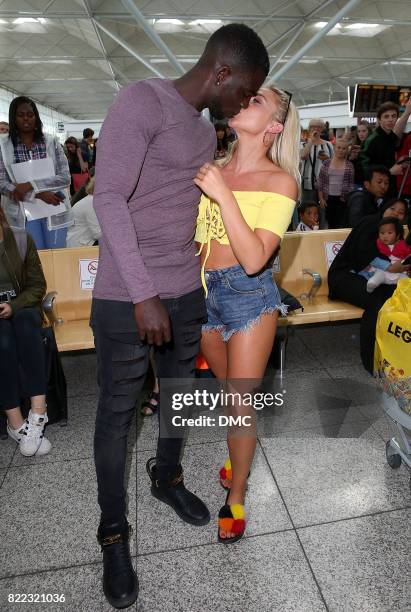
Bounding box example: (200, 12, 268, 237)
(374, 278, 411, 415)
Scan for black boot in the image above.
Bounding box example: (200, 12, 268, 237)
(146, 458, 210, 526)
(97, 520, 138, 609)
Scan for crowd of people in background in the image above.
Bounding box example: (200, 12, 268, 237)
(1, 95, 410, 252)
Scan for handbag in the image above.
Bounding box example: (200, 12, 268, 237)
(72, 172, 89, 192)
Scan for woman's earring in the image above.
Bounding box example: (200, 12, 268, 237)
(263, 132, 274, 147)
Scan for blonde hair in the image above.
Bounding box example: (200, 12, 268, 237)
(309, 118, 325, 130)
(217, 86, 301, 199)
(86, 176, 95, 195)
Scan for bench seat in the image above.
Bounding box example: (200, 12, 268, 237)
(54, 320, 94, 352)
(39, 230, 362, 354)
(279, 298, 363, 326)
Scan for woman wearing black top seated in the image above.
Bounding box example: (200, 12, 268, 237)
(328, 198, 410, 373)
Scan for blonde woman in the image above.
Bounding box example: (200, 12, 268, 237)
(194, 86, 300, 543)
(318, 139, 354, 229)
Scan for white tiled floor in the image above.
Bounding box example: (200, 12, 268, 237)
(0, 322, 410, 612)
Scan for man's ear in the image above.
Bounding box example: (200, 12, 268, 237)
(215, 65, 231, 86)
(364, 180, 371, 191)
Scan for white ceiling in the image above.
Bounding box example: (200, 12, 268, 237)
(0, 0, 410, 119)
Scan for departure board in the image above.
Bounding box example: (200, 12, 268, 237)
(351, 84, 410, 116)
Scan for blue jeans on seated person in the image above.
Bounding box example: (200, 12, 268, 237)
(26, 218, 67, 249)
(203, 265, 287, 342)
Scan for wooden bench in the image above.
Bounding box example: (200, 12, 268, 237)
(39, 247, 97, 352)
(39, 230, 363, 354)
(275, 228, 363, 326)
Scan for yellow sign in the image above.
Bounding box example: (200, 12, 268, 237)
(374, 279, 411, 415)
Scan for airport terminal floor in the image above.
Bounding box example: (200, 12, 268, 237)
(0, 322, 409, 612)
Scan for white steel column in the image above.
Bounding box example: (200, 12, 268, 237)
(121, 0, 185, 75)
(93, 20, 164, 78)
(269, 0, 362, 83)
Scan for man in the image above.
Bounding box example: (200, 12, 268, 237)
(360, 100, 411, 196)
(0, 121, 9, 136)
(396, 130, 411, 207)
(91, 23, 269, 609)
(346, 165, 390, 227)
(80, 127, 94, 166)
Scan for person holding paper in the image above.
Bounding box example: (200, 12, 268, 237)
(0, 96, 71, 249)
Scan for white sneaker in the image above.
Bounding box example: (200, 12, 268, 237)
(8, 411, 52, 457)
(7, 423, 52, 457)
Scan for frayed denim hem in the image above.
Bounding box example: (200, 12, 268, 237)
(202, 324, 225, 335)
(203, 303, 288, 343)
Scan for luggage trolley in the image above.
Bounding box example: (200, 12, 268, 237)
(382, 393, 411, 486)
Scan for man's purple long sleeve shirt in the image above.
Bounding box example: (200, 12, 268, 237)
(93, 78, 216, 303)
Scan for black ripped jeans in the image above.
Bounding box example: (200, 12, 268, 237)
(90, 289, 206, 524)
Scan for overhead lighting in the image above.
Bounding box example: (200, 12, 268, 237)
(189, 19, 223, 25)
(150, 58, 197, 64)
(155, 19, 184, 25)
(315, 21, 341, 28)
(13, 17, 46, 24)
(387, 60, 411, 66)
(0, 19, 8, 23)
(345, 23, 379, 30)
(17, 59, 72, 65)
(300, 59, 319, 64)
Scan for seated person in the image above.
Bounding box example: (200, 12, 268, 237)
(295, 202, 319, 231)
(346, 165, 390, 228)
(359, 217, 411, 293)
(0, 206, 51, 456)
(70, 166, 95, 206)
(328, 198, 410, 373)
(66, 177, 101, 248)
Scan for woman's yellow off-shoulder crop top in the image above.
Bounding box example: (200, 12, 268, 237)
(195, 191, 295, 294)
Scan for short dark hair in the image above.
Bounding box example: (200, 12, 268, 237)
(83, 128, 94, 139)
(298, 201, 319, 218)
(9, 96, 43, 146)
(381, 198, 407, 216)
(377, 102, 399, 119)
(378, 216, 403, 238)
(202, 23, 269, 76)
(364, 164, 390, 183)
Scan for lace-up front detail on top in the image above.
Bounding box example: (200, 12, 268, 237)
(195, 191, 296, 296)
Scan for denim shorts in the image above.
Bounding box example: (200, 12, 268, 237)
(203, 264, 287, 342)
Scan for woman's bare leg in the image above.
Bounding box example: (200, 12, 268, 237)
(222, 312, 279, 538)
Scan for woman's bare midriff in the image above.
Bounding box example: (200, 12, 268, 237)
(196, 240, 239, 271)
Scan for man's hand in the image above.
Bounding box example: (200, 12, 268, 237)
(36, 191, 64, 205)
(0, 303, 12, 318)
(390, 163, 404, 176)
(12, 181, 32, 201)
(134, 296, 171, 345)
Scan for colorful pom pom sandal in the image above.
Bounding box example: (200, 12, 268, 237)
(219, 458, 250, 490)
(218, 492, 246, 544)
